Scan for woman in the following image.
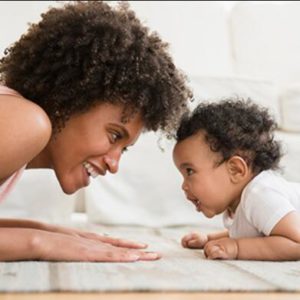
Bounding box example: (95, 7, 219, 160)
(0, 1, 192, 261)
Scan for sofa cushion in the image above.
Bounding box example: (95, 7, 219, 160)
(279, 84, 300, 132)
(1, 169, 76, 222)
(275, 130, 300, 183)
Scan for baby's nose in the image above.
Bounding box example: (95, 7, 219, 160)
(181, 181, 188, 192)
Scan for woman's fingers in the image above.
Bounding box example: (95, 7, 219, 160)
(89, 239, 160, 262)
(83, 243, 161, 262)
(39, 231, 160, 262)
(70, 232, 161, 261)
(79, 232, 148, 249)
(76, 233, 161, 261)
(137, 251, 161, 261)
(99, 235, 148, 249)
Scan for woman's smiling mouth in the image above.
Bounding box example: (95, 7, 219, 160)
(83, 161, 103, 178)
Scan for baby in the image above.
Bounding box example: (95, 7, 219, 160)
(173, 98, 300, 261)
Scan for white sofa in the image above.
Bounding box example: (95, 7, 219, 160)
(1, 1, 300, 227)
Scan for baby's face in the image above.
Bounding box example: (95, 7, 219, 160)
(173, 131, 239, 218)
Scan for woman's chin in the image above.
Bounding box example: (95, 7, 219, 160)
(60, 183, 76, 195)
(58, 171, 90, 194)
(63, 187, 75, 195)
(60, 179, 82, 195)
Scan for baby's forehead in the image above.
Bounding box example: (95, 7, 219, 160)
(175, 131, 223, 158)
(174, 133, 209, 154)
(177, 130, 207, 145)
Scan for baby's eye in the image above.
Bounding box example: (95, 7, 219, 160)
(186, 168, 194, 176)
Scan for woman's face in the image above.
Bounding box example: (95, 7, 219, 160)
(45, 103, 144, 194)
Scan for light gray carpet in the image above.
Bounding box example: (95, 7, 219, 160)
(1, 223, 300, 292)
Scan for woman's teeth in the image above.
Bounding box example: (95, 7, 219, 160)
(83, 162, 99, 178)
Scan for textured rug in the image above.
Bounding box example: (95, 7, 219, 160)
(1, 222, 300, 292)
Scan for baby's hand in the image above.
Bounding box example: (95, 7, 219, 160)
(204, 237, 238, 260)
(181, 232, 208, 249)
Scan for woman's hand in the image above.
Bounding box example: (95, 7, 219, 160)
(0, 227, 160, 262)
(0, 219, 148, 250)
(36, 230, 160, 262)
(204, 237, 238, 260)
(0, 219, 159, 261)
(181, 232, 208, 249)
(47, 224, 148, 249)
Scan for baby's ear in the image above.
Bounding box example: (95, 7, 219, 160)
(226, 156, 249, 184)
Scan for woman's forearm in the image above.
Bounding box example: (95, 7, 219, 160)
(0, 218, 79, 237)
(0, 218, 48, 230)
(237, 236, 300, 260)
(0, 227, 42, 261)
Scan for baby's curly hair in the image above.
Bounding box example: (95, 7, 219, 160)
(176, 98, 282, 173)
(0, 1, 192, 134)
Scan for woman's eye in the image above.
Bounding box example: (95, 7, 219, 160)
(122, 147, 128, 154)
(111, 132, 122, 143)
(110, 132, 128, 154)
(186, 168, 194, 176)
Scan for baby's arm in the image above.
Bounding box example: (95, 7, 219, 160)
(204, 211, 300, 260)
(182, 230, 228, 249)
(237, 210, 300, 260)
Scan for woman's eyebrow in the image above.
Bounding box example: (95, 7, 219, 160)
(110, 123, 129, 139)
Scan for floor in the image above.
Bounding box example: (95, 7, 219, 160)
(0, 222, 300, 294)
(0, 293, 300, 300)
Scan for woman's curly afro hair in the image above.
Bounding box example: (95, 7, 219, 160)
(176, 98, 282, 174)
(0, 1, 192, 135)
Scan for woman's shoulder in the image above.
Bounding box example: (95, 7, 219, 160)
(0, 85, 51, 133)
(0, 85, 21, 96)
(0, 85, 52, 181)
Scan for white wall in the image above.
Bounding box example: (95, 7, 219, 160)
(3, 1, 300, 82)
(0, 1, 236, 78)
(231, 1, 300, 83)
(0, 1, 58, 56)
(129, 1, 234, 77)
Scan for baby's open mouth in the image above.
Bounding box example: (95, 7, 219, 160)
(187, 196, 201, 209)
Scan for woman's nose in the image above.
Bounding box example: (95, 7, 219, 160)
(103, 150, 121, 174)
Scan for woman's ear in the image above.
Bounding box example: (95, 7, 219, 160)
(226, 156, 249, 184)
